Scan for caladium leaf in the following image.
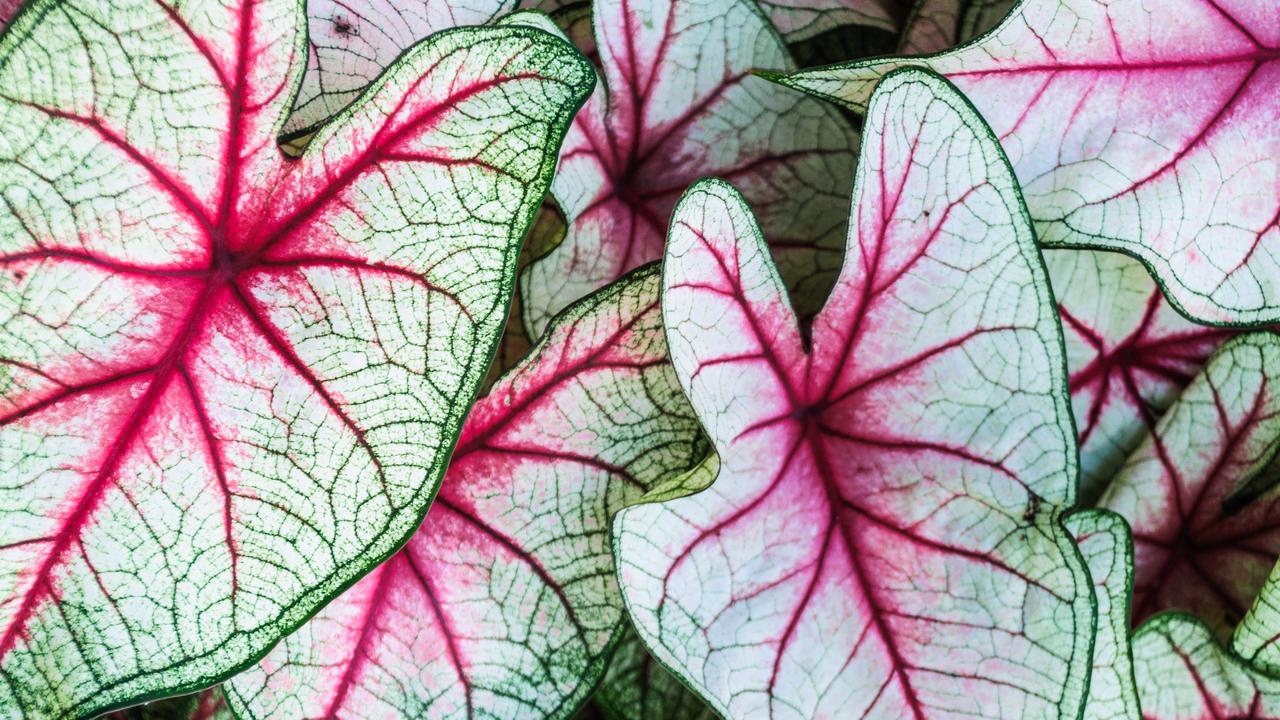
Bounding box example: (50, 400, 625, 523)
(1233, 535, 1280, 679)
(0, 0, 592, 714)
(613, 69, 1093, 719)
(783, 0, 1280, 324)
(1050, 249, 1235, 501)
(225, 266, 706, 720)
(1066, 510, 1141, 720)
(285, 0, 511, 139)
(112, 689, 232, 720)
(1097, 332, 1280, 638)
(758, 0, 899, 42)
(0, 0, 20, 28)
(1135, 614, 1280, 719)
(898, 0, 1011, 54)
(519, 0, 859, 338)
(594, 626, 716, 720)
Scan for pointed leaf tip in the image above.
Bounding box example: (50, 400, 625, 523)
(614, 67, 1092, 719)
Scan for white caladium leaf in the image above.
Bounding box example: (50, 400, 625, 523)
(285, 0, 511, 138)
(898, 0, 1011, 54)
(1066, 510, 1140, 720)
(783, 0, 1280, 324)
(759, 0, 899, 42)
(226, 266, 706, 720)
(1234, 538, 1280, 679)
(1098, 333, 1280, 638)
(614, 69, 1093, 719)
(1050, 249, 1235, 501)
(594, 626, 716, 720)
(1136, 614, 1280, 719)
(0, 0, 592, 714)
(519, 0, 859, 338)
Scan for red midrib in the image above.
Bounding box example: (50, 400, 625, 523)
(951, 48, 1280, 77)
(0, 277, 228, 657)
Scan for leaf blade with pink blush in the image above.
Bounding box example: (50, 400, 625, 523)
(783, 0, 1280, 324)
(225, 266, 707, 720)
(0, 2, 592, 714)
(1135, 614, 1280, 719)
(1050, 249, 1235, 502)
(1097, 332, 1280, 638)
(614, 68, 1092, 719)
(519, 0, 858, 338)
(1065, 510, 1141, 720)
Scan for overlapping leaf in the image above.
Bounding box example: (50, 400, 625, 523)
(519, 0, 859, 338)
(1136, 615, 1280, 719)
(111, 689, 231, 720)
(783, 0, 1280, 324)
(226, 266, 705, 719)
(1066, 510, 1140, 720)
(0, 0, 592, 714)
(1098, 333, 1280, 638)
(1051, 250, 1234, 501)
(758, 0, 899, 42)
(613, 69, 1092, 719)
(898, 0, 1011, 54)
(594, 626, 716, 720)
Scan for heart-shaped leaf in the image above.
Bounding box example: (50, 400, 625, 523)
(1136, 614, 1280, 719)
(1098, 332, 1280, 638)
(783, 0, 1280, 324)
(594, 625, 716, 720)
(1066, 510, 1140, 720)
(1050, 249, 1234, 501)
(225, 266, 706, 719)
(898, 0, 1011, 54)
(519, 0, 858, 338)
(0, 1, 592, 714)
(613, 69, 1092, 719)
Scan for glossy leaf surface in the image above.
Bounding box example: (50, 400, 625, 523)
(614, 69, 1092, 719)
(1050, 249, 1233, 501)
(785, 0, 1280, 324)
(226, 266, 705, 719)
(1098, 333, 1280, 638)
(520, 0, 858, 338)
(0, 1, 592, 714)
(1066, 510, 1140, 720)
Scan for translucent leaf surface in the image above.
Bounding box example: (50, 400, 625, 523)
(1050, 249, 1234, 501)
(614, 69, 1092, 719)
(784, 0, 1280, 323)
(1066, 510, 1140, 720)
(1098, 333, 1280, 638)
(519, 0, 858, 338)
(0, 2, 592, 714)
(226, 266, 706, 719)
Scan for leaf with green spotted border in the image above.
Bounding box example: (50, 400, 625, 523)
(519, 0, 859, 339)
(1136, 614, 1280, 719)
(225, 266, 706, 719)
(0, 1, 592, 715)
(613, 69, 1093, 719)
(782, 0, 1280, 324)
(1066, 510, 1140, 720)
(1098, 332, 1280, 639)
